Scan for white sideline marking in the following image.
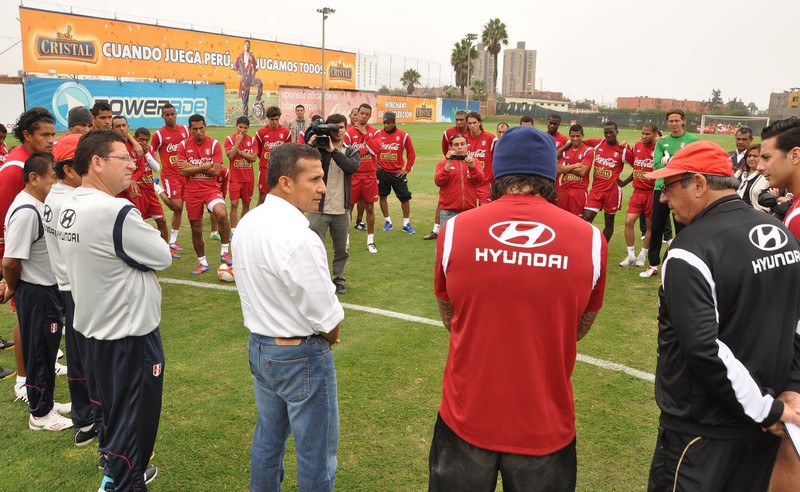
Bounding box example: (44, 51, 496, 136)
(160, 277, 656, 383)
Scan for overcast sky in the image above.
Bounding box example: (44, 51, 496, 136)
(2, 0, 797, 109)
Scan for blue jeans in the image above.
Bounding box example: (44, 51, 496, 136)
(248, 333, 339, 492)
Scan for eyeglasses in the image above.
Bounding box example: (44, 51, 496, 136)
(659, 174, 694, 194)
(102, 154, 134, 163)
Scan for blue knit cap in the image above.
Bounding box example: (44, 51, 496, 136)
(492, 126, 557, 181)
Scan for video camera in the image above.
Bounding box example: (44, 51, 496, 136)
(305, 123, 339, 148)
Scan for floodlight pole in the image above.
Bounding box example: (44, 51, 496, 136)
(317, 7, 335, 117)
(464, 33, 477, 112)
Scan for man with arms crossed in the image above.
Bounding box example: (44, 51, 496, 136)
(618, 122, 658, 267)
(233, 143, 343, 492)
(376, 112, 417, 234)
(225, 116, 258, 234)
(345, 103, 381, 253)
(255, 106, 292, 206)
(430, 126, 607, 491)
(288, 104, 310, 143)
(556, 124, 593, 216)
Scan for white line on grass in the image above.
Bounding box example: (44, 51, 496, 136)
(160, 277, 655, 383)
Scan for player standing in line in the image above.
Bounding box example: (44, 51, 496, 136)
(177, 114, 231, 275)
(345, 103, 380, 253)
(423, 111, 468, 241)
(255, 106, 292, 206)
(583, 121, 634, 243)
(375, 111, 416, 234)
(225, 116, 258, 235)
(149, 103, 189, 252)
(546, 114, 569, 148)
(618, 123, 658, 267)
(232, 40, 263, 119)
(465, 111, 497, 205)
(556, 124, 593, 216)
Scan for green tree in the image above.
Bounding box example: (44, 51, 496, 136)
(400, 68, 421, 95)
(470, 80, 488, 101)
(451, 39, 478, 98)
(747, 102, 759, 115)
(709, 89, 723, 110)
(442, 85, 458, 99)
(481, 18, 509, 95)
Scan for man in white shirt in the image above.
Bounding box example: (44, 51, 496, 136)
(233, 143, 343, 492)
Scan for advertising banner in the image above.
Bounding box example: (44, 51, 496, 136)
(376, 96, 437, 123)
(24, 77, 225, 130)
(19, 7, 357, 93)
(440, 99, 480, 122)
(279, 88, 378, 125)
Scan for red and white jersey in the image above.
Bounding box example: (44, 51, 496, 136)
(466, 131, 497, 182)
(784, 199, 800, 239)
(442, 125, 468, 156)
(559, 143, 593, 190)
(123, 141, 153, 189)
(435, 194, 607, 455)
(255, 125, 291, 170)
(631, 141, 656, 191)
(344, 124, 380, 175)
(0, 145, 31, 255)
(216, 165, 230, 197)
(225, 133, 257, 183)
(150, 124, 189, 177)
(0, 142, 8, 163)
(178, 136, 224, 194)
(586, 138, 633, 193)
(550, 131, 569, 149)
(374, 128, 415, 173)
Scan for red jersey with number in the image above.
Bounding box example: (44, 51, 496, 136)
(150, 125, 189, 178)
(467, 131, 497, 182)
(442, 126, 468, 156)
(559, 143, 593, 190)
(785, 199, 800, 239)
(0, 145, 30, 256)
(178, 136, 224, 195)
(631, 141, 656, 191)
(0, 142, 8, 163)
(344, 125, 380, 175)
(585, 138, 633, 193)
(225, 134, 257, 183)
(375, 128, 415, 173)
(255, 125, 291, 171)
(550, 131, 569, 149)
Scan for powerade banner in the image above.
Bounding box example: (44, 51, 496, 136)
(20, 7, 356, 92)
(440, 99, 480, 123)
(24, 78, 225, 131)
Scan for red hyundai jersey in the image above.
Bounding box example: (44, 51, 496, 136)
(785, 199, 800, 239)
(178, 136, 224, 194)
(0, 142, 8, 163)
(375, 128, 415, 173)
(559, 143, 593, 190)
(550, 131, 569, 149)
(631, 141, 656, 191)
(467, 131, 497, 182)
(442, 125, 468, 156)
(150, 124, 189, 178)
(53, 133, 81, 161)
(435, 194, 607, 455)
(586, 138, 633, 193)
(255, 125, 291, 171)
(0, 145, 30, 256)
(225, 133, 257, 183)
(344, 125, 380, 175)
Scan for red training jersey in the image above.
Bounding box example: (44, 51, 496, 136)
(0, 142, 9, 163)
(150, 124, 189, 178)
(225, 133, 257, 183)
(0, 145, 31, 256)
(631, 141, 656, 191)
(255, 125, 291, 171)
(784, 198, 800, 239)
(559, 143, 593, 190)
(467, 130, 497, 182)
(586, 138, 633, 193)
(550, 131, 569, 149)
(375, 128, 415, 173)
(442, 125, 468, 156)
(434, 158, 484, 211)
(344, 124, 380, 175)
(53, 133, 81, 161)
(178, 136, 224, 195)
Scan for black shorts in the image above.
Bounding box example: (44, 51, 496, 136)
(377, 168, 412, 202)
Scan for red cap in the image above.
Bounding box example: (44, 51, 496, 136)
(645, 141, 734, 180)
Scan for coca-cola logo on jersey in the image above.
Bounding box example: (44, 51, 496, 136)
(187, 157, 212, 166)
(634, 158, 654, 169)
(265, 141, 284, 149)
(470, 149, 487, 159)
(381, 142, 401, 151)
(166, 143, 179, 153)
(594, 156, 618, 168)
(489, 221, 556, 249)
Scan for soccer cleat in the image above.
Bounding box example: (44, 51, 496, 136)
(74, 423, 98, 446)
(335, 284, 347, 295)
(367, 243, 378, 254)
(53, 401, 72, 415)
(639, 266, 659, 278)
(402, 223, 416, 234)
(14, 383, 29, 403)
(354, 221, 367, 231)
(210, 231, 221, 241)
(192, 264, 210, 275)
(55, 362, 67, 377)
(169, 241, 184, 251)
(382, 220, 393, 232)
(220, 252, 233, 266)
(635, 257, 646, 268)
(98, 474, 114, 492)
(97, 452, 107, 470)
(0, 338, 15, 350)
(423, 231, 438, 240)
(171, 248, 181, 259)
(0, 367, 15, 379)
(619, 256, 637, 267)
(29, 409, 73, 431)
(56, 348, 64, 359)
(144, 464, 158, 485)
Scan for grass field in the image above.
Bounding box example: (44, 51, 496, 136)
(0, 119, 737, 490)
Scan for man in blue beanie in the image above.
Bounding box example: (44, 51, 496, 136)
(429, 125, 608, 491)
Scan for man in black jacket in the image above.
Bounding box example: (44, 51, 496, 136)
(644, 140, 800, 491)
(306, 113, 360, 295)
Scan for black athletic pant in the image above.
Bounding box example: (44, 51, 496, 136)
(62, 291, 103, 433)
(16, 281, 63, 417)
(648, 190, 685, 267)
(87, 329, 164, 492)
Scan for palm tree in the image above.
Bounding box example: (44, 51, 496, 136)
(470, 80, 488, 101)
(450, 39, 478, 98)
(400, 69, 421, 95)
(481, 18, 508, 95)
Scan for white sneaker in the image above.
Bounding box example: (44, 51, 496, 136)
(56, 349, 64, 359)
(14, 383, 28, 403)
(635, 257, 646, 268)
(367, 243, 378, 254)
(639, 266, 659, 278)
(29, 409, 73, 431)
(619, 256, 637, 267)
(640, 235, 645, 241)
(55, 362, 67, 377)
(53, 401, 72, 415)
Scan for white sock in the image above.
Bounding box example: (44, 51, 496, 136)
(198, 256, 208, 266)
(638, 248, 648, 258)
(367, 233, 374, 244)
(221, 244, 229, 254)
(153, 183, 165, 196)
(432, 223, 441, 233)
(16, 375, 25, 387)
(627, 246, 635, 257)
(403, 218, 410, 227)
(384, 216, 391, 224)
(170, 229, 179, 244)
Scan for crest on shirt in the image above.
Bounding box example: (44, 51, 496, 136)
(205, 149, 211, 155)
(50, 323, 59, 334)
(153, 363, 162, 377)
(614, 152, 619, 158)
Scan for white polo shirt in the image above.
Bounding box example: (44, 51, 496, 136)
(233, 194, 343, 338)
(43, 182, 74, 291)
(4, 190, 56, 286)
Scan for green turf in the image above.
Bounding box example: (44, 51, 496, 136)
(0, 120, 739, 490)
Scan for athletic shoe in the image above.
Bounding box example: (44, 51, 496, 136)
(423, 231, 438, 240)
(55, 362, 67, 377)
(29, 409, 73, 431)
(14, 383, 28, 403)
(354, 221, 367, 231)
(73, 423, 98, 446)
(98, 474, 114, 492)
(639, 266, 659, 278)
(53, 401, 72, 415)
(144, 464, 158, 485)
(635, 257, 646, 268)
(367, 243, 378, 254)
(640, 235, 645, 241)
(382, 220, 393, 232)
(335, 284, 347, 295)
(97, 452, 107, 470)
(0, 367, 14, 380)
(56, 348, 64, 359)
(619, 256, 637, 267)
(192, 264, 210, 275)
(209, 231, 221, 241)
(0, 338, 14, 350)
(171, 248, 181, 259)
(169, 241, 184, 251)
(220, 252, 233, 266)
(402, 223, 416, 234)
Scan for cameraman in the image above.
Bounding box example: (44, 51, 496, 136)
(307, 114, 360, 295)
(434, 134, 484, 225)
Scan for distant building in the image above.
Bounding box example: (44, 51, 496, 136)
(471, 43, 491, 87)
(768, 89, 800, 119)
(502, 41, 536, 97)
(616, 96, 708, 113)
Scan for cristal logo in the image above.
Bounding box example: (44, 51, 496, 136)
(749, 224, 788, 252)
(381, 143, 400, 151)
(489, 221, 556, 248)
